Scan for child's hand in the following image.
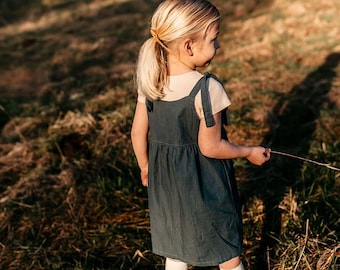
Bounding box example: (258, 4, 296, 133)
(140, 167, 148, 187)
(247, 147, 271, 166)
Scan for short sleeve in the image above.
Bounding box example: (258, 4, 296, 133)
(137, 88, 146, 104)
(195, 77, 231, 119)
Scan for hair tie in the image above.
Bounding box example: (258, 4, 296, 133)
(150, 29, 161, 43)
(150, 29, 168, 51)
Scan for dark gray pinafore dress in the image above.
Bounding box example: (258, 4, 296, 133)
(146, 73, 242, 267)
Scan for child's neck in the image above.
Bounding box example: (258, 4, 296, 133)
(167, 56, 196, 76)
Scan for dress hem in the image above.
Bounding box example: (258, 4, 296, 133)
(153, 249, 242, 267)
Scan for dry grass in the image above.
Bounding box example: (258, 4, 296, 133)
(0, 0, 339, 269)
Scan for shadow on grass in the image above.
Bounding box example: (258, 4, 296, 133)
(0, 0, 153, 131)
(0, 1, 158, 269)
(243, 52, 340, 269)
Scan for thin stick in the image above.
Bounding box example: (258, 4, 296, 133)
(266, 246, 271, 270)
(293, 219, 309, 270)
(271, 150, 340, 172)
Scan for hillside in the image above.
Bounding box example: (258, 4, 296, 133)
(0, 0, 339, 269)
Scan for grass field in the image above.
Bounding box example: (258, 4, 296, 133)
(0, 0, 339, 269)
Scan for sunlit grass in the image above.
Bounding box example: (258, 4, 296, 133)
(0, 0, 339, 269)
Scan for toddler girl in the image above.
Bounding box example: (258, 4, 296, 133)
(131, 1, 271, 269)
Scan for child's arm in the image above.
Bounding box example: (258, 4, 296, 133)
(131, 102, 149, 186)
(198, 111, 270, 165)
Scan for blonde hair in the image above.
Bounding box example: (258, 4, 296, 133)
(136, 0, 220, 101)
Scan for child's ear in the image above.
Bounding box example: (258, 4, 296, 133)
(184, 39, 194, 56)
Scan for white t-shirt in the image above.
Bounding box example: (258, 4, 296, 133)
(137, 71, 231, 119)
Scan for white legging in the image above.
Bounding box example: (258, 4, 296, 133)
(165, 258, 188, 270)
(219, 262, 245, 270)
(165, 258, 245, 270)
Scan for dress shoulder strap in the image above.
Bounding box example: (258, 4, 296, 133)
(146, 98, 153, 112)
(188, 76, 205, 97)
(189, 72, 225, 127)
(201, 73, 231, 131)
(188, 72, 223, 98)
(200, 72, 215, 127)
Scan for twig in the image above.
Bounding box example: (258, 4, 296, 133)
(271, 150, 340, 172)
(266, 246, 271, 270)
(293, 219, 309, 270)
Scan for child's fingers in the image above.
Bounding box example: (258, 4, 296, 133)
(263, 148, 271, 159)
(141, 170, 148, 187)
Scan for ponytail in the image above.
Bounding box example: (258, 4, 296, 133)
(136, 37, 168, 101)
